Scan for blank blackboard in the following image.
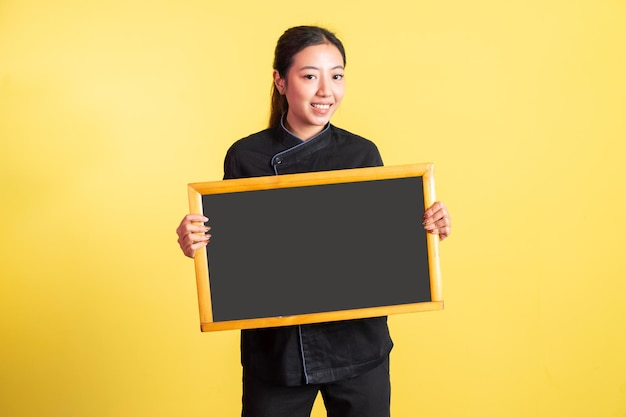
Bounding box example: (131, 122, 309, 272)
(188, 164, 443, 332)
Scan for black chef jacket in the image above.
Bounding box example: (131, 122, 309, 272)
(223, 120, 394, 386)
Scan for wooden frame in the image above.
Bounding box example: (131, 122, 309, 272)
(188, 163, 443, 332)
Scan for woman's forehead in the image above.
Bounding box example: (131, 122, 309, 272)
(291, 44, 345, 70)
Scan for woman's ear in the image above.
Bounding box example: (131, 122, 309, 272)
(273, 70, 285, 94)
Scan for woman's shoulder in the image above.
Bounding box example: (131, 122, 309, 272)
(328, 124, 383, 167)
(223, 127, 279, 179)
(228, 127, 276, 150)
(329, 124, 379, 148)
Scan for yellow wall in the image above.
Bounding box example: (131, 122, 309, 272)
(1, 1, 625, 416)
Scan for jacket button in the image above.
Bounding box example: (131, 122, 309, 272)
(275, 157, 282, 164)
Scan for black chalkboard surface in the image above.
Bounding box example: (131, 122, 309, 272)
(188, 164, 443, 332)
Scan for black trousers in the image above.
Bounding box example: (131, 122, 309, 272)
(242, 357, 390, 417)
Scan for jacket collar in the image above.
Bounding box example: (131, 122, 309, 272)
(271, 113, 333, 174)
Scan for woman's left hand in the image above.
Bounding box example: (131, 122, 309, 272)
(422, 201, 451, 241)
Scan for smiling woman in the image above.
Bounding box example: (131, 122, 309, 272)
(273, 43, 345, 139)
(175, 25, 451, 417)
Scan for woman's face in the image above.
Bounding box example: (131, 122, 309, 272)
(274, 43, 345, 140)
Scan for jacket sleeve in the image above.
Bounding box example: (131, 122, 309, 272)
(222, 142, 241, 180)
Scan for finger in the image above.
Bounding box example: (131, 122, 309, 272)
(177, 214, 210, 235)
(178, 228, 210, 249)
(177, 227, 210, 251)
(184, 236, 210, 258)
(423, 224, 445, 232)
(189, 231, 211, 246)
(422, 201, 442, 219)
(423, 214, 447, 228)
(424, 217, 450, 236)
(185, 214, 209, 223)
(422, 201, 446, 224)
(437, 226, 451, 240)
(177, 214, 209, 232)
(187, 224, 211, 234)
(427, 225, 451, 239)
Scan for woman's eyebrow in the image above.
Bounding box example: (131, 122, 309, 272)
(298, 65, 345, 71)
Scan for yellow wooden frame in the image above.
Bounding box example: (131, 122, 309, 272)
(188, 163, 443, 332)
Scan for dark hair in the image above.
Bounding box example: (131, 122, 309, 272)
(268, 25, 347, 129)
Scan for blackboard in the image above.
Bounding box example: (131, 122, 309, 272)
(187, 164, 443, 332)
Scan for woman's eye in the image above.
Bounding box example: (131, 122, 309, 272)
(304, 74, 316, 80)
(333, 74, 344, 80)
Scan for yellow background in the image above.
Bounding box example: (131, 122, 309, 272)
(1, 1, 625, 416)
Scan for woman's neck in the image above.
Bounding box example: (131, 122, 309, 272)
(283, 118, 325, 141)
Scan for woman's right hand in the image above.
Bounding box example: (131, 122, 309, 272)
(176, 214, 211, 258)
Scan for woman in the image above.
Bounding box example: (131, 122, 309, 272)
(176, 25, 451, 417)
